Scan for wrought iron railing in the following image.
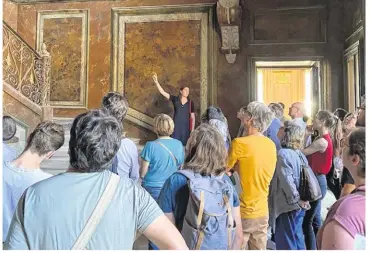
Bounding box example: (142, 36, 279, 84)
(3, 22, 51, 106)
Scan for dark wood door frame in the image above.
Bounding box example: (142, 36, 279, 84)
(247, 56, 326, 119)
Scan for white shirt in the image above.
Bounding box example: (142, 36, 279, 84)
(291, 117, 311, 147)
(3, 161, 52, 241)
(116, 139, 139, 181)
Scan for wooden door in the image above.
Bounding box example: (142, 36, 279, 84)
(259, 68, 307, 118)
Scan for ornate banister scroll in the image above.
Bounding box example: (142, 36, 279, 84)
(3, 21, 51, 107)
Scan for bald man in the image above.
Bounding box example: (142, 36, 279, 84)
(288, 102, 307, 130)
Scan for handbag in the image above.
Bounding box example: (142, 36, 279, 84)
(71, 173, 120, 250)
(295, 151, 322, 202)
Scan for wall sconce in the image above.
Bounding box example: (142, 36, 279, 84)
(217, 0, 242, 64)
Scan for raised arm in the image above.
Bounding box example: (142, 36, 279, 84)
(152, 73, 170, 100)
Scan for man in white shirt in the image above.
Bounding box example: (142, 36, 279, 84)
(102, 92, 139, 181)
(289, 102, 307, 130)
(289, 102, 311, 147)
(3, 121, 64, 241)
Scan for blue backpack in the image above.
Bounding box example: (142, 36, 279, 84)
(177, 170, 236, 250)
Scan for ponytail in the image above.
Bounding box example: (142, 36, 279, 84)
(332, 115, 343, 157)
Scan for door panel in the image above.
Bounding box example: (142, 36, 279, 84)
(260, 68, 307, 118)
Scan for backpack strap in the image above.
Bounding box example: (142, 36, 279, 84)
(177, 169, 200, 179)
(223, 194, 233, 249)
(71, 173, 120, 250)
(195, 190, 205, 250)
(155, 140, 180, 169)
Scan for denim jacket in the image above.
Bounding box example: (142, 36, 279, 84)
(268, 148, 309, 232)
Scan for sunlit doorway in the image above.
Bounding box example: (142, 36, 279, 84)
(255, 61, 320, 121)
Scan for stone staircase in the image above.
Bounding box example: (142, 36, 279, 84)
(41, 118, 143, 175)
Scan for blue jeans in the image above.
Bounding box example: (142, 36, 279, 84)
(302, 174, 327, 250)
(143, 185, 162, 201)
(143, 185, 162, 250)
(275, 209, 306, 250)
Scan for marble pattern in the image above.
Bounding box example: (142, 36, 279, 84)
(3, 0, 18, 31)
(124, 20, 201, 118)
(43, 17, 83, 102)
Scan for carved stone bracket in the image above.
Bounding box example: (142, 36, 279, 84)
(217, 0, 242, 63)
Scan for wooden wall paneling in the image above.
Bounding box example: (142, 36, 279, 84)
(250, 6, 327, 45)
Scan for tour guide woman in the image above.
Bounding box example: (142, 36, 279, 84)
(153, 73, 195, 146)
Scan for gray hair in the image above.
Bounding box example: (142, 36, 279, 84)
(202, 106, 231, 146)
(101, 92, 129, 124)
(241, 101, 274, 133)
(281, 121, 305, 150)
(25, 121, 65, 156)
(268, 103, 284, 119)
(69, 109, 122, 173)
(3, 115, 16, 141)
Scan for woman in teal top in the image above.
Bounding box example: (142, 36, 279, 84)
(140, 114, 184, 200)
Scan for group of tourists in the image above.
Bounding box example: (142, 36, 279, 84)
(2, 81, 366, 250)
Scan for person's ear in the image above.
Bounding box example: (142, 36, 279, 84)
(44, 151, 55, 160)
(352, 154, 361, 167)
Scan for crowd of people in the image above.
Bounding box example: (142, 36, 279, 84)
(2, 87, 366, 250)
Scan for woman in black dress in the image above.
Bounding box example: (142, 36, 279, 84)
(153, 73, 195, 146)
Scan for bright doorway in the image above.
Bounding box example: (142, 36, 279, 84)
(254, 60, 321, 121)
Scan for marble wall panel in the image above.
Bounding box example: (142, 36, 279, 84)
(44, 17, 83, 102)
(3, 91, 41, 134)
(38, 11, 88, 107)
(124, 20, 201, 119)
(3, 0, 18, 31)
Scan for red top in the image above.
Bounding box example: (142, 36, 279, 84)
(308, 134, 333, 175)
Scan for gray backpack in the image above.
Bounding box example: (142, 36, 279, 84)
(177, 170, 236, 250)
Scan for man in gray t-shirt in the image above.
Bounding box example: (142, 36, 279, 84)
(4, 109, 187, 250)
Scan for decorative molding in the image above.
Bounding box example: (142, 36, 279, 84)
(3, 22, 49, 106)
(111, 4, 215, 131)
(250, 5, 327, 45)
(344, 40, 360, 58)
(216, 0, 241, 63)
(36, 9, 89, 108)
(345, 26, 364, 43)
